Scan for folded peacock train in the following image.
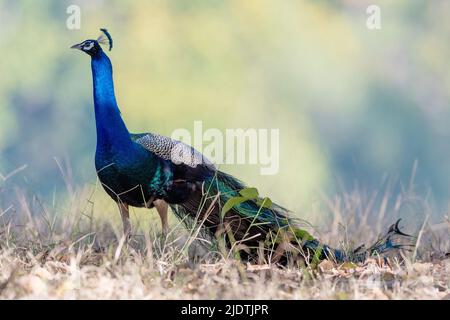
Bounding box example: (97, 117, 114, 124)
(71, 29, 413, 265)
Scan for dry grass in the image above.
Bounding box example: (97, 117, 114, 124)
(0, 172, 449, 300)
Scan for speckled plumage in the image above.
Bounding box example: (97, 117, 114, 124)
(132, 133, 215, 169)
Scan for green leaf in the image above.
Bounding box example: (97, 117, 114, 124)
(311, 245, 324, 266)
(340, 262, 357, 270)
(221, 196, 246, 218)
(293, 229, 314, 241)
(256, 197, 273, 209)
(239, 187, 259, 199)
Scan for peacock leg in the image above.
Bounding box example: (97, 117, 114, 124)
(153, 199, 169, 235)
(118, 201, 131, 239)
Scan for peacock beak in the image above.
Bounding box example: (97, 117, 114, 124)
(70, 43, 83, 50)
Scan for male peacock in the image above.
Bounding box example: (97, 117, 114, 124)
(71, 29, 412, 264)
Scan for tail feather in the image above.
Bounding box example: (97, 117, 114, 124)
(358, 219, 415, 261)
(170, 171, 414, 264)
(300, 219, 415, 263)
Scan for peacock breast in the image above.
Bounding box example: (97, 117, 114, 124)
(94, 149, 171, 207)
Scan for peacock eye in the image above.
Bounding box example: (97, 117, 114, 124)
(83, 41, 94, 51)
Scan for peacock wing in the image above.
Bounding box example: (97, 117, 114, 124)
(131, 132, 216, 180)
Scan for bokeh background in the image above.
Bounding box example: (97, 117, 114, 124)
(1, 0, 449, 225)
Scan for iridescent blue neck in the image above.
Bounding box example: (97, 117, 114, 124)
(91, 51, 132, 153)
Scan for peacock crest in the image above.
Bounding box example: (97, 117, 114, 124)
(97, 28, 113, 51)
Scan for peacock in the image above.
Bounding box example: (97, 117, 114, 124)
(71, 29, 413, 265)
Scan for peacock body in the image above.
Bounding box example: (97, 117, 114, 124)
(72, 30, 412, 264)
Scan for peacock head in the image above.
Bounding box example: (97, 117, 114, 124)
(71, 28, 113, 57)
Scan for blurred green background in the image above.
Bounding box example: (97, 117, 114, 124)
(0, 0, 449, 221)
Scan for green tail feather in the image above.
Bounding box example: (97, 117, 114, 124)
(170, 171, 414, 264)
